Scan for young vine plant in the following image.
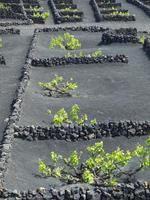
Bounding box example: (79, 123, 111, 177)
(139, 35, 145, 45)
(47, 104, 97, 126)
(0, 3, 10, 10)
(31, 6, 49, 20)
(38, 75, 78, 97)
(38, 137, 150, 187)
(60, 8, 79, 12)
(65, 48, 103, 59)
(49, 32, 81, 50)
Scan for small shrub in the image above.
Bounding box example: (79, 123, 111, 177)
(110, 11, 132, 17)
(49, 32, 81, 50)
(38, 75, 78, 97)
(63, 15, 81, 20)
(139, 35, 145, 44)
(65, 49, 103, 58)
(0, 3, 9, 10)
(60, 8, 79, 12)
(31, 6, 49, 20)
(47, 104, 97, 126)
(33, 11, 49, 20)
(38, 137, 150, 186)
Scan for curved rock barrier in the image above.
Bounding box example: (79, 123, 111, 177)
(90, 0, 136, 22)
(103, 15, 136, 21)
(14, 121, 150, 141)
(0, 26, 150, 198)
(0, 182, 150, 199)
(90, 0, 102, 22)
(31, 55, 128, 67)
(48, 0, 62, 24)
(38, 26, 149, 34)
(40, 25, 108, 32)
(0, 11, 26, 20)
(30, 27, 134, 68)
(101, 28, 138, 44)
(0, 28, 20, 35)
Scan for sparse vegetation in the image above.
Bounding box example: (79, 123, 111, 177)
(38, 137, 150, 186)
(65, 48, 103, 58)
(0, 3, 9, 10)
(60, 8, 79, 12)
(49, 32, 81, 50)
(47, 104, 97, 126)
(110, 11, 131, 16)
(38, 75, 78, 97)
(33, 10, 49, 20)
(139, 35, 145, 44)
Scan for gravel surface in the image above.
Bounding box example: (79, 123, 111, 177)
(18, 43, 150, 126)
(5, 136, 150, 190)
(0, 34, 31, 141)
(0, 0, 150, 193)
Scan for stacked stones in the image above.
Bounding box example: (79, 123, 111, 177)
(14, 121, 150, 141)
(31, 54, 128, 67)
(48, 0, 84, 24)
(127, 0, 150, 17)
(143, 38, 150, 58)
(90, 0, 136, 22)
(0, 0, 27, 20)
(0, 182, 150, 199)
(101, 28, 138, 44)
(0, 28, 20, 34)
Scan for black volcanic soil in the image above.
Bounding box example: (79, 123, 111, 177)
(18, 42, 150, 126)
(0, 0, 150, 195)
(4, 136, 150, 191)
(74, 0, 150, 24)
(33, 31, 103, 58)
(0, 34, 31, 141)
(1, 0, 150, 31)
